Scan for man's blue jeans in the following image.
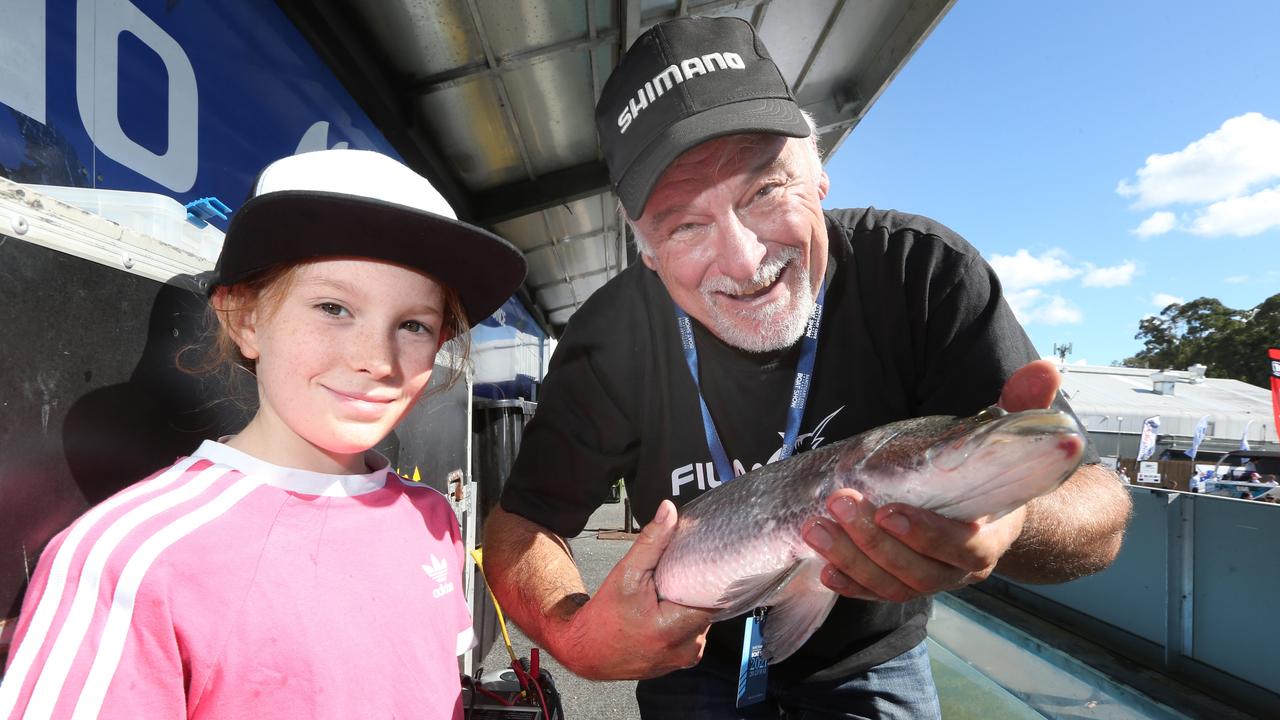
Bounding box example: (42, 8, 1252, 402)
(635, 641, 941, 719)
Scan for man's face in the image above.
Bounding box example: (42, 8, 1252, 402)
(632, 134, 830, 353)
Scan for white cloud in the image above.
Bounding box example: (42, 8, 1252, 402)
(1186, 185, 1280, 236)
(1133, 211, 1177, 237)
(1005, 288, 1082, 326)
(989, 250, 1136, 326)
(1081, 261, 1137, 287)
(1037, 296, 1084, 325)
(1225, 274, 1248, 284)
(1152, 293, 1184, 309)
(989, 249, 1079, 291)
(1004, 288, 1043, 322)
(1117, 112, 1280, 208)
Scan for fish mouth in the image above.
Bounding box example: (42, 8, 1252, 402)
(927, 407, 1084, 472)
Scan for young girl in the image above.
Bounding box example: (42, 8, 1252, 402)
(0, 149, 527, 719)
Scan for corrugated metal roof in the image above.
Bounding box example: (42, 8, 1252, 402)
(278, 0, 954, 333)
(1059, 364, 1277, 449)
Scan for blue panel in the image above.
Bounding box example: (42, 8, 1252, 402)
(472, 296, 547, 399)
(0, 0, 522, 329)
(1013, 488, 1169, 645)
(1191, 498, 1280, 691)
(476, 296, 547, 341)
(2, 0, 398, 222)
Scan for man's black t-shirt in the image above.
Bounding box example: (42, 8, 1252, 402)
(500, 208, 1090, 684)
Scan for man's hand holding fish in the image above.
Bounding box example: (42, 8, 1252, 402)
(799, 359, 1131, 605)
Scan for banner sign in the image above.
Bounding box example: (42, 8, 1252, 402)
(1136, 416, 1161, 461)
(1184, 415, 1209, 460)
(0, 0, 399, 227)
(1270, 347, 1280, 443)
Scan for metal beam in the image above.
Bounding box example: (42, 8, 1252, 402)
(402, 0, 773, 96)
(587, 0, 604, 159)
(821, 0, 955, 158)
(523, 228, 617, 255)
(462, 0, 537, 180)
(621, 0, 643, 53)
(647, 0, 768, 24)
(1165, 495, 1195, 670)
(531, 259, 617, 292)
(750, 1, 770, 28)
(471, 161, 611, 227)
(791, 0, 846, 94)
(408, 30, 620, 95)
(538, 210, 580, 310)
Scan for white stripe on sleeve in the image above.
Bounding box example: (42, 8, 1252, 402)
(456, 627, 477, 657)
(0, 457, 201, 718)
(71, 475, 267, 719)
(20, 463, 234, 718)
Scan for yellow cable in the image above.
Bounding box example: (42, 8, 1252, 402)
(470, 547, 520, 668)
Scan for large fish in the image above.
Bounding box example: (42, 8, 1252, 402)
(653, 406, 1085, 664)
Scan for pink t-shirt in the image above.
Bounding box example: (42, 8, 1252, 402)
(1, 441, 474, 719)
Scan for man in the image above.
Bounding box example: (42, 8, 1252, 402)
(483, 16, 1131, 718)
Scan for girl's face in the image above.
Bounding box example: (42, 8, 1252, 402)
(229, 258, 448, 473)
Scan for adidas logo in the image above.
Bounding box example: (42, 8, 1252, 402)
(423, 554, 455, 599)
(423, 554, 449, 583)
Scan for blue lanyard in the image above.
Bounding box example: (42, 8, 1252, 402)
(675, 280, 826, 484)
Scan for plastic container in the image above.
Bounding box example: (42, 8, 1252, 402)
(25, 184, 224, 262)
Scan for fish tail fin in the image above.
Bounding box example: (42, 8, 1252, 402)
(761, 560, 838, 664)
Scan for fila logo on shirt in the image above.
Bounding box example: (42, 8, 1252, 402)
(668, 406, 846, 497)
(422, 554, 455, 598)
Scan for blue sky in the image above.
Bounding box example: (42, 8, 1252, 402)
(824, 1, 1280, 367)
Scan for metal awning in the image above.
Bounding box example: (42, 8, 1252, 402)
(277, 0, 953, 334)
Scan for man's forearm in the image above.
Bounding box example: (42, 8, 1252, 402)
(481, 503, 715, 680)
(996, 463, 1132, 583)
(481, 507, 590, 658)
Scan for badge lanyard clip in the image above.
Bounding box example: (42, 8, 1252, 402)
(737, 606, 769, 708)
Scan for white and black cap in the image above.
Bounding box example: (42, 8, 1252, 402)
(595, 16, 811, 219)
(209, 149, 526, 327)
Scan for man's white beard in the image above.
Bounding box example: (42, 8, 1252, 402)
(700, 247, 814, 353)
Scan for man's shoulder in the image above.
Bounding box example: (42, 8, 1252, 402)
(825, 207, 980, 259)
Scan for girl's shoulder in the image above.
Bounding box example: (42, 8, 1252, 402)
(32, 453, 252, 605)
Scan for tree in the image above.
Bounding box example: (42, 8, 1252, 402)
(1123, 293, 1279, 388)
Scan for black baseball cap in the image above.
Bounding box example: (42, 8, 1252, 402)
(595, 16, 811, 219)
(208, 149, 526, 327)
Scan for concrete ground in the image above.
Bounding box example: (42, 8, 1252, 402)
(478, 498, 642, 719)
